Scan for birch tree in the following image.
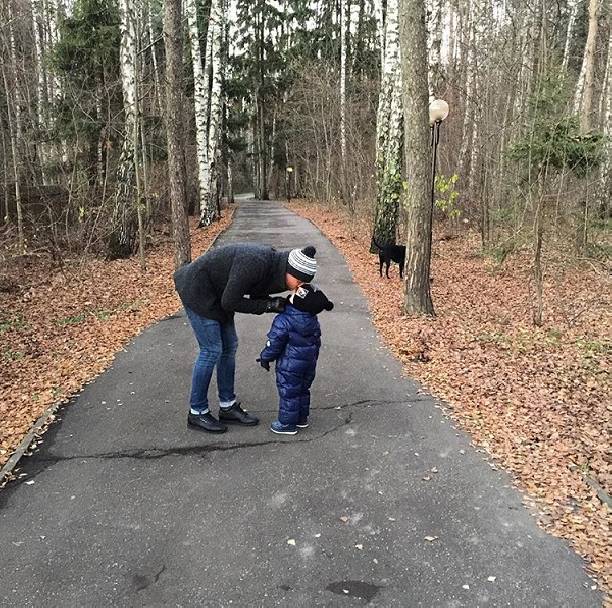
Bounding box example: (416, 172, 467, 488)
(598, 24, 612, 213)
(574, 0, 600, 131)
(185, 0, 213, 225)
(109, 0, 138, 258)
(4, 0, 25, 254)
(163, 0, 191, 267)
(562, 0, 579, 73)
(340, 0, 348, 196)
(205, 0, 225, 223)
(426, 0, 443, 100)
(372, 0, 403, 246)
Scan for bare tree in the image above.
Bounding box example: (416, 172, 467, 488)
(574, 0, 600, 132)
(109, 0, 139, 259)
(373, 0, 403, 246)
(399, 0, 433, 315)
(163, 0, 191, 268)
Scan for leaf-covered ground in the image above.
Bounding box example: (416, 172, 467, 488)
(0, 212, 233, 473)
(290, 201, 611, 594)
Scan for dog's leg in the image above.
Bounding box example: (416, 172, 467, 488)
(386, 261, 391, 279)
(379, 256, 384, 277)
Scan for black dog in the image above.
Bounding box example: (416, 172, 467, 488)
(372, 237, 406, 279)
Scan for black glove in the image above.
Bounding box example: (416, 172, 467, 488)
(256, 358, 270, 371)
(265, 297, 286, 313)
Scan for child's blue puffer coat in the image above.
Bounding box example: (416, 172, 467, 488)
(259, 305, 321, 425)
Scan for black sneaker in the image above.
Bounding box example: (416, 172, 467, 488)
(219, 402, 259, 426)
(188, 412, 227, 433)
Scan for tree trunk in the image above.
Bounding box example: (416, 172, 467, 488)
(574, 0, 599, 127)
(373, 0, 402, 248)
(597, 22, 612, 216)
(146, 0, 162, 116)
(457, 1, 475, 195)
(108, 0, 138, 259)
(206, 0, 225, 219)
(532, 170, 545, 327)
(399, 0, 434, 316)
(32, 0, 50, 184)
(562, 0, 579, 73)
(256, 5, 268, 200)
(186, 0, 214, 226)
(340, 0, 348, 198)
(163, 0, 191, 268)
(5, 2, 25, 254)
(426, 0, 443, 100)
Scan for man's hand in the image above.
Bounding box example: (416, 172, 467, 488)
(265, 297, 286, 313)
(256, 358, 270, 371)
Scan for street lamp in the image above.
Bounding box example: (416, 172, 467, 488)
(429, 99, 449, 216)
(286, 166, 294, 203)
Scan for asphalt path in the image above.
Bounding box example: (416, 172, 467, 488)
(0, 200, 600, 607)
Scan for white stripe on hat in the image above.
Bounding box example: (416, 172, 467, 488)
(288, 248, 317, 276)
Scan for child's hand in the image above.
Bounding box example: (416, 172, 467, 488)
(256, 358, 270, 371)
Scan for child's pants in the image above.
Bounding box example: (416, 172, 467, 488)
(276, 368, 316, 426)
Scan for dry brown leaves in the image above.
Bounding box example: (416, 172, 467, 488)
(289, 201, 611, 595)
(0, 210, 234, 470)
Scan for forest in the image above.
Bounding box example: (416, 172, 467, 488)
(0, 0, 610, 597)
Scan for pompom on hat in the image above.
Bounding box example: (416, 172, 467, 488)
(287, 246, 317, 282)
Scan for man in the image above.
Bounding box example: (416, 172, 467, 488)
(174, 243, 317, 433)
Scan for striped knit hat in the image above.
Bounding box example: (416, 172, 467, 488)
(287, 246, 317, 282)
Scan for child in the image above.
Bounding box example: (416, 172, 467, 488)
(257, 283, 334, 434)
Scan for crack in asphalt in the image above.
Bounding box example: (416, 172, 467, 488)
(256, 397, 427, 414)
(5, 397, 427, 487)
(30, 412, 354, 467)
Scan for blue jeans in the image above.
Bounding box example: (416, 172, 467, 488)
(184, 307, 238, 415)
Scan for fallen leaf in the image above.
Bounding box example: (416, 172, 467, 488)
(424, 536, 438, 542)
(287, 539, 296, 546)
(355, 544, 363, 550)
(487, 576, 496, 582)
(339, 516, 349, 523)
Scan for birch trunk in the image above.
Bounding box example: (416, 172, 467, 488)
(399, 0, 434, 315)
(109, 0, 138, 258)
(376, 0, 386, 73)
(340, 0, 348, 194)
(205, 0, 225, 222)
(163, 0, 191, 267)
(597, 26, 612, 213)
(426, 0, 443, 100)
(562, 0, 579, 73)
(146, 0, 162, 115)
(373, 0, 403, 247)
(32, 0, 49, 183)
(6, 1, 25, 254)
(457, 2, 475, 191)
(574, 0, 599, 131)
(186, 0, 214, 225)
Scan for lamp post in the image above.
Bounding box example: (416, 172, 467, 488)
(429, 99, 449, 215)
(286, 166, 294, 203)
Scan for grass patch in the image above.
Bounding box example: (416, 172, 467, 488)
(56, 313, 87, 326)
(3, 348, 24, 362)
(93, 309, 113, 321)
(0, 316, 27, 334)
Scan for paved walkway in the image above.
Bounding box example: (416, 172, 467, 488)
(0, 201, 600, 607)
